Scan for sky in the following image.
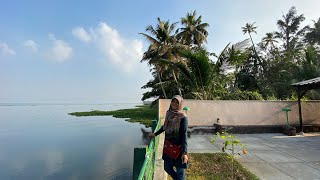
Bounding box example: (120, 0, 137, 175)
(1, 0, 320, 103)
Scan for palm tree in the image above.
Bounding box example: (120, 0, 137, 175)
(242, 22, 257, 46)
(262, 32, 278, 50)
(242, 22, 261, 73)
(141, 67, 174, 101)
(177, 10, 209, 47)
(276, 6, 305, 54)
(140, 18, 184, 97)
(297, 46, 320, 80)
(215, 39, 250, 74)
(305, 18, 320, 45)
(170, 49, 215, 100)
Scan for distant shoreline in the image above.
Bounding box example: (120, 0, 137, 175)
(69, 105, 157, 127)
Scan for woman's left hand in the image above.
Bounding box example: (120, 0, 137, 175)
(182, 154, 188, 164)
(148, 133, 155, 138)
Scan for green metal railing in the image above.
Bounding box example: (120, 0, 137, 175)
(137, 119, 161, 180)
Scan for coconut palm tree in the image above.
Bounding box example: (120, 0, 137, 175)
(141, 67, 175, 101)
(215, 39, 250, 74)
(168, 48, 215, 99)
(140, 18, 184, 97)
(242, 22, 261, 73)
(297, 46, 320, 80)
(305, 18, 320, 45)
(262, 32, 278, 50)
(177, 10, 209, 47)
(140, 18, 176, 99)
(276, 6, 305, 54)
(242, 22, 257, 46)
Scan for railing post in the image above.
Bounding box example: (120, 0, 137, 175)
(133, 145, 147, 180)
(152, 120, 157, 132)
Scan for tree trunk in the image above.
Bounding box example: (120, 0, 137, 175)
(249, 33, 258, 74)
(172, 70, 182, 97)
(157, 70, 167, 99)
(286, 31, 290, 53)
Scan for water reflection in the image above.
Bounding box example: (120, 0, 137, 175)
(0, 104, 149, 180)
(42, 150, 64, 176)
(140, 128, 152, 145)
(103, 136, 133, 179)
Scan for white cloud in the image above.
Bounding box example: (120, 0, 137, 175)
(72, 27, 91, 42)
(73, 22, 143, 72)
(0, 42, 16, 56)
(46, 34, 73, 62)
(23, 40, 38, 52)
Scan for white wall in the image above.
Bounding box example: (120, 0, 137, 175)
(159, 100, 320, 126)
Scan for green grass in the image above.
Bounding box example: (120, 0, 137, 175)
(168, 153, 258, 180)
(69, 105, 157, 127)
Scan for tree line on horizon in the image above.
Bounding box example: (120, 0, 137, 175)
(140, 6, 320, 101)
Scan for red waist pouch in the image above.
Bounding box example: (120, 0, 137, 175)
(163, 140, 181, 160)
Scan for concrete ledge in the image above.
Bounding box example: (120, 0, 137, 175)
(218, 124, 320, 134)
(188, 126, 216, 137)
(224, 125, 283, 134)
(296, 124, 320, 132)
(187, 124, 320, 134)
(153, 120, 167, 180)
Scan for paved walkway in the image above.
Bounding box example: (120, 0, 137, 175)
(188, 133, 320, 180)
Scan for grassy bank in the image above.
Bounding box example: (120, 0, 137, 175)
(69, 105, 157, 127)
(169, 153, 258, 180)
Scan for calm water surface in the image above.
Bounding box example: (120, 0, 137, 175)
(0, 103, 150, 180)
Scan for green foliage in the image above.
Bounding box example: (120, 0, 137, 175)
(176, 10, 209, 46)
(211, 132, 246, 156)
(276, 6, 306, 56)
(178, 153, 259, 180)
(266, 94, 278, 100)
(305, 90, 320, 100)
(69, 105, 157, 127)
(174, 48, 217, 99)
(242, 22, 257, 35)
(140, 17, 189, 99)
(211, 132, 247, 180)
(297, 46, 320, 80)
(140, 8, 320, 102)
(305, 18, 320, 45)
(221, 90, 263, 100)
(286, 92, 309, 101)
(235, 68, 259, 91)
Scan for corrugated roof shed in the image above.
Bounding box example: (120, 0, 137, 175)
(291, 76, 320, 134)
(291, 77, 320, 87)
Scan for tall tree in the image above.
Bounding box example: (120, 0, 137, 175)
(305, 18, 320, 45)
(215, 39, 250, 74)
(140, 18, 184, 97)
(242, 22, 257, 49)
(171, 49, 213, 99)
(139, 18, 173, 99)
(262, 32, 278, 50)
(276, 6, 305, 56)
(242, 22, 261, 73)
(297, 46, 320, 80)
(141, 67, 178, 101)
(177, 10, 209, 47)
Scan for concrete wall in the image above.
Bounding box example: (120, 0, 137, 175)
(159, 100, 320, 126)
(153, 117, 166, 180)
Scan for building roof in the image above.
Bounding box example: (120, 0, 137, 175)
(291, 77, 320, 87)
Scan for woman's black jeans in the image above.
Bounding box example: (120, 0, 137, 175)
(164, 160, 185, 180)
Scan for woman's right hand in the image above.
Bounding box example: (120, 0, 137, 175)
(148, 133, 155, 138)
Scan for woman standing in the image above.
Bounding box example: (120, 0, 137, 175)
(149, 95, 188, 180)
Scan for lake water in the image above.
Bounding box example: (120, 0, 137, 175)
(0, 103, 151, 180)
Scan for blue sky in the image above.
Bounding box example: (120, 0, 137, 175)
(1, 0, 320, 103)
